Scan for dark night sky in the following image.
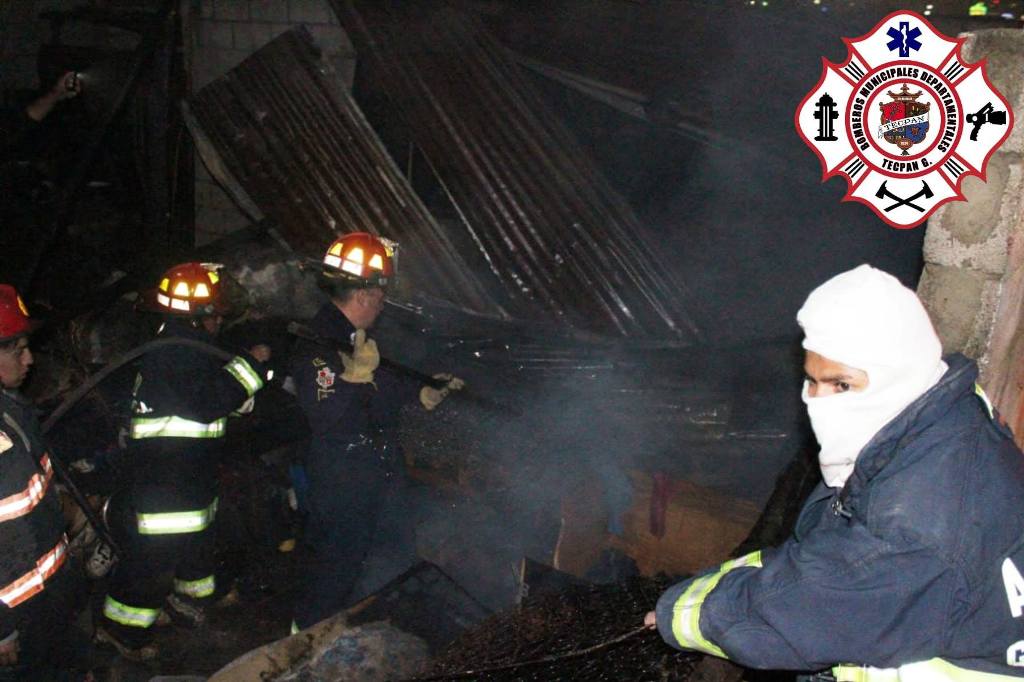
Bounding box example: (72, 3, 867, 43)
(480, 0, 1004, 344)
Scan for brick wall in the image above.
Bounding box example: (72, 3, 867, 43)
(1, 1, 355, 246)
(917, 29, 1024, 446)
(192, 0, 355, 244)
(0, 1, 64, 95)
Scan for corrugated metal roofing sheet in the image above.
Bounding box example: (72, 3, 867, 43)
(189, 18, 701, 339)
(187, 27, 499, 317)
(332, 1, 701, 340)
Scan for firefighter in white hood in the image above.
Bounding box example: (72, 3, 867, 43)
(648, 264, 1024, 680)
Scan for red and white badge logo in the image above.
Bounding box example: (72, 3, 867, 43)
(796, 11, 1013, 229)
(316, 366, 335, 389)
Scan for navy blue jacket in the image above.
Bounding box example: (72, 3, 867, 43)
(289, 303, 419, 462)
(656, 355, 1024, 678)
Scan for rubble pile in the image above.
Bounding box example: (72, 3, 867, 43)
(424, 575, 699, 680)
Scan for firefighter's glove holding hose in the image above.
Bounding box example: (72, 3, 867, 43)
(420, 373, 465, 411)
(340, 330, 379, 384)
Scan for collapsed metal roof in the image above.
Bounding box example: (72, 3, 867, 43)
(187, 9, 702, 340)
(186, 28, 496, 317)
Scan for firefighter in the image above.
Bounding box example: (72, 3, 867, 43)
(0, 285, 84, 680)
(96, 263, 272, 660)
(289, 232, 462, 632)
(647, 265, 1024, 680)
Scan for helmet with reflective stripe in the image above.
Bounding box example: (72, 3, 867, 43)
(153, 263, 227, 316)
(0, 285, 36, 342)
(321, 232, 396, 287)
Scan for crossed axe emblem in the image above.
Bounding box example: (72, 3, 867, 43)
(875, 180, 934, 212)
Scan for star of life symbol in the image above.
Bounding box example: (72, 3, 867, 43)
(886, 22, 921, 58)
(795, 11, 1013, 229)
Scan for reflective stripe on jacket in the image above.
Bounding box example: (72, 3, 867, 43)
(831, 658, 1024, 680)
(0, 452, 52, 522)
(0, 391, 67, 638)
(0, 535, 68, 608)
(128, 320, 266, 442)
(124, 320, 268, 510)
(655, 356, 1024, 677)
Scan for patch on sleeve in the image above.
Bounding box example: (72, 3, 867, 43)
(316, 366, 336, 389)
(0, 430, 12, 454)
(316, 365, 336, 401)
(312, 357, 327, 368)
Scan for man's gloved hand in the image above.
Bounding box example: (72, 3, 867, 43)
(340, 329, 379, 384)
(419, 373, 465, 411)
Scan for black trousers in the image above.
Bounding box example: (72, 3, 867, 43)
(293, 441, 406, 630)
(103, 485, 217, 646)
(0, 563, 87, 681)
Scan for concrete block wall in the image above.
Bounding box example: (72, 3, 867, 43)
(1, 1, 144, 96)
(917, 29, 1024, 445)
(1, 0, 354, 246)
(192, 0, 355, 244)
(0, 3, 48, 95)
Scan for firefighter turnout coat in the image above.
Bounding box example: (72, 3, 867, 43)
(655, 355, 1024, 679)
(102, 318, 266, 633)
(124, 319, 266, 515)
(0, 388, 67, 640)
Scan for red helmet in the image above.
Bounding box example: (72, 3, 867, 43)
(152, 262, 228, 316)
(0, 285, 34, 342)
(321, 232, 396, 287)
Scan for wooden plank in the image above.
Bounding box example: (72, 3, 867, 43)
(555, 469, 760, 578)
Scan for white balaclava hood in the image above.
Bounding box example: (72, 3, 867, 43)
(797, 264, 947, 488)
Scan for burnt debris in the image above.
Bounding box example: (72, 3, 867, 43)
(422, 574, 699, 681)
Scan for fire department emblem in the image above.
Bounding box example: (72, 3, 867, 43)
(795, 11, 1013, 229)
(316, 366, 336, 389)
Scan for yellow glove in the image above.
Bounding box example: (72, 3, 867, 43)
(340, 329, 379, 384)
(419, 373, 465, 411)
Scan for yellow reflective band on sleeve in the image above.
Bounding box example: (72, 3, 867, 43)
(719, 551, 763, 572)
(130, 416, 226, 439)
(974, 383, 995, 420)
(834, 667, 891, 682)
(225, 356, 264, 397)
(834, 658, 1024, 681)
(670, 550, 763, 658)
(137, 498, 218, 535)
(174, 574, 215, 599)
(103, 595, 160, 628)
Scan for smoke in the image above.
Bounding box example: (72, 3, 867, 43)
(368, 305, 803, 610)
(518, 2, 932, 346)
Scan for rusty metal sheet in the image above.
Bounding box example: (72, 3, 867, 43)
(189, 19, 701, 339)
(187, 27, 499, 318)
(331, 1, 701, 340)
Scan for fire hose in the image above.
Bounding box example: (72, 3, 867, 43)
(286, 322, 520, 417)
(403, 625, 656, 681)
(42, 323, 519, 557)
